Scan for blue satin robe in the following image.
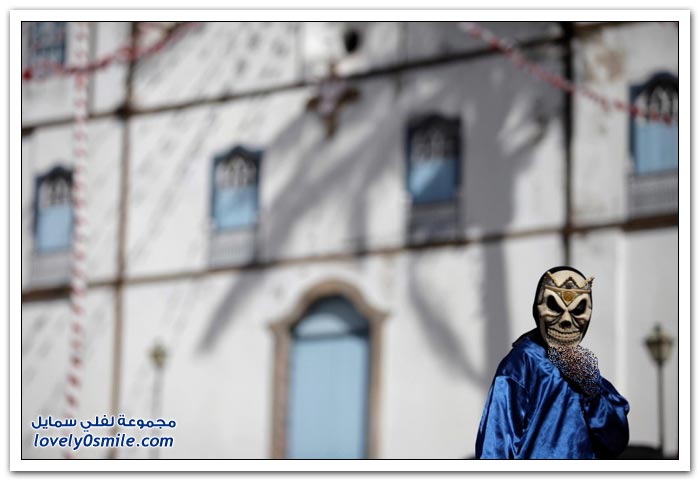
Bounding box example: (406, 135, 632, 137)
(476, 332, 630, 459)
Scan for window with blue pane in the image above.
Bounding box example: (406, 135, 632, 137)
(406, 115, 461, 205)
(28, 22, 67, 70)
(630, 73, 678, 175)
(34, 166, 73, 253)
(287, 296, 370, 459)
(211, 146, 261, 230)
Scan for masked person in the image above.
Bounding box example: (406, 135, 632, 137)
(475, 266, 630, 459)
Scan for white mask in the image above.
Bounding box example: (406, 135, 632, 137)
(534, 269, 594, 349)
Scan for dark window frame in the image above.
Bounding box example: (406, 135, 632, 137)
(210, 145, 263, 232)
(33, 165, 74, 254)
(404, 113, 463, 206)
(628, 71, 679, 177)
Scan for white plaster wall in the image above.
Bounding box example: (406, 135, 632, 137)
(21, 119, 122, 287)
(496, 234, 567, 348)
(125, 88, 313, 278)
(396, 50, 566, 238)
(120, 233, 566, 459)
(130, 21, 561, 111)
(21, 135, 36, 287)
(380, 246, 486, 459)
(571, 227, 679, 455)
(380, 233, 563, 459)
(622, 227, 679, 456)
(120, 274, 274, 459)
(571, 23, 679, 224)
(21, 288, 115, 459)
(261, 76, 406, 260)
(126, 49, 565, 278)
(119, 255, 393, 459)
(22, 22, 130, 125)
(90, 22, 130, 114)
(21, 21, 680, 461)
(131, 22, 302, 110)
(404, 22, 561, 63)
(302, 22, 403, 78)
(127, 76, 406, 277)
(570, 22, 680, 454)
(570, 228, 631, 404)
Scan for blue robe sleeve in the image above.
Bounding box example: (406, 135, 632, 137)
(476, 375, 531, 459)
(581, 376, 630, 458)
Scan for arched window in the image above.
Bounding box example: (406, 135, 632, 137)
(286, 296, 371, 459)
(34, 166, 73, 253)
(630, 73, 678, 175)
(211, 146, 261, 230)
(406, 114, 461, 204)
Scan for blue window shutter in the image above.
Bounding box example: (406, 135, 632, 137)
(630, 73, 678, 175)
(407, 115, 461, 205)
(34, 166, 73, 253)
(214, 185, 258, 229)
(634, 122, 678, 174)
(409, 157, 458, 204)
(211, 146, 262, 231)
(287, 297, 370, 459)
(36, 203, 73, 252)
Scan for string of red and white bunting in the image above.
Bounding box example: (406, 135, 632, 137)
(459, 22, 677, 125)
(61, 21, 90, 460)
(22, 22, 200, 83)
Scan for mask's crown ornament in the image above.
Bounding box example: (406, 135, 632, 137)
(542, 272, 594, 306)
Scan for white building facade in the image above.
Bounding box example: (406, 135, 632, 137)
(21, 21, 679, 459)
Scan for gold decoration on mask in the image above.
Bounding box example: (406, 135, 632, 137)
(561, 290, 575, 304)
(542, 271, 593, 307)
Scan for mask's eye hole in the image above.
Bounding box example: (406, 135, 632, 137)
(571, 300, 587, 316)
(546, 295, 563, 313)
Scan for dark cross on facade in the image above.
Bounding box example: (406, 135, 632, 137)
(306, 62, 359, 138)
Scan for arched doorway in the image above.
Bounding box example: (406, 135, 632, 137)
(269, 280, 387, 459)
